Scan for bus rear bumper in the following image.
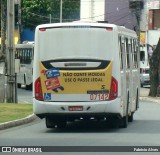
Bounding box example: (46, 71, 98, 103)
(33, 98, 123, 119)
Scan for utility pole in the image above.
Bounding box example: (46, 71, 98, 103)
(60, 0, 62, 22)
(135, 1, 141, 41)
(49, 14, 51, 23)
(18, 0, 22, 43)
(6, 0, 16, 103)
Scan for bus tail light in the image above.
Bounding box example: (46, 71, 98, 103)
(35, 77, 44, 101)
(109, 77, 118, 100)
(106, 27, 113, 31)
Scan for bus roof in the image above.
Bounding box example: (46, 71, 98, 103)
(36, 22, 137, 37)
(15, 44, 34, 49)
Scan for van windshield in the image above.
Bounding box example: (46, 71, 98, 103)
(140, 51, 145, 61)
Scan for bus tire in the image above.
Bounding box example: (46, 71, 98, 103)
(26, 83, 32, 90)
(17, 83, 21, 88)
(46, 117, 67, 128)
(119, 115, 128, 128)
(45, 117, 56, 128)
(56, 121, 67, 128)
(128, 112, 134, 122)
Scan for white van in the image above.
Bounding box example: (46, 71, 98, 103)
(33, 22, 139, 128)
(140, 44, 150, 87)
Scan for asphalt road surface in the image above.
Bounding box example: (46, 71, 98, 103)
(1, 86, 159, 155)
(0, 100, 160, 155)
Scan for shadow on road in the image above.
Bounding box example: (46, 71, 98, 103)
(45, 119, 160, 134)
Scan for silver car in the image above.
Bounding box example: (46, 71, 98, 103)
(140, 67, 150, 87)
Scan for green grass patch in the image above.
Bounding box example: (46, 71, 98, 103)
(0, 103, 33, 123)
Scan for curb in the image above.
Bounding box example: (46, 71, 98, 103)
(140, 97, 160, 104)
(0, 114, 37, 130)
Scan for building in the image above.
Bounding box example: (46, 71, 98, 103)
(80, 0, 105, 21)
(80, 0, 142, 31)
(140, 0, 160, 31)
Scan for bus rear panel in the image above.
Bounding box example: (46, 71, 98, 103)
(33, 22, 138, 128)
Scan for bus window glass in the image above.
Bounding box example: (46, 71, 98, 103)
(128, 43, 132, 68)
(125, 38, 130, 69)
(133, 40, 138, 68)
(119, 36, 123, 70)
(15, 48, 33, 64)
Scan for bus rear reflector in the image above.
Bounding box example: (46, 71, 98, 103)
(35, 77, 43, 101)
(39, 28, 46, 32)
(109, 76, 118, 100)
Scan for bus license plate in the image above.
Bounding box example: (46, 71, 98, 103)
(68, 106, 83, 111)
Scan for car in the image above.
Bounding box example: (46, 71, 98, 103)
(140, 67, 150, 87)
(140, 45, 150, 87)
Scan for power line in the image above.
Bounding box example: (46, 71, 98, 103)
(26, 5, 132, 21)
(111, 13, 131, 23)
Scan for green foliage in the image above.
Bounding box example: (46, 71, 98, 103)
(22, 0, 80, 30)
(0, 103, 33, 123)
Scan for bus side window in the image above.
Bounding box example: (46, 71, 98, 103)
(131, 39, 134, 68)
(121, 42, 125, 69)
(119, 36, 123, 70)
(125, 38, 130, 69)
(133, 40, 138, 68)
(128, 40, 132, 68)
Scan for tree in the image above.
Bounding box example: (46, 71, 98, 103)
(22, 0, 80, 30)
(149, 37, 160, 97)
(0, 0, 7, 62)
(22, 0, 54, 30)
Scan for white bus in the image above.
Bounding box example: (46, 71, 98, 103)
(33, 22, 140, 128)
(15, 44, 34, 90)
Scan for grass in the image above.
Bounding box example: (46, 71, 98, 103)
(0, 103, 33, 123)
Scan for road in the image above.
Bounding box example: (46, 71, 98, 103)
(17, 86, 32, 103)
(0, 100, 160, 144)
(0, 87, 160, 155)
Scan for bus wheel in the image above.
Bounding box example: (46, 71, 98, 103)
(46, 117, 67, 128)
(45, 117, 56, 128)
(119, 98, 129, 128)
(119, 115, 128, 128)
(56, 121, 67, 129)
(26, 83, 32, 90)
(17, 83, 21, 88)
(128, 112, 134, 122)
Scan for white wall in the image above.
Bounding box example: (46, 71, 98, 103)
(80, 0, 105, 21)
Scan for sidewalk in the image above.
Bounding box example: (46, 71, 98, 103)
(0, 88, 159, 130)
(140, 87, 160, 104)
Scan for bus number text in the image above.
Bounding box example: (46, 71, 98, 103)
(90, 94, 109, 101)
